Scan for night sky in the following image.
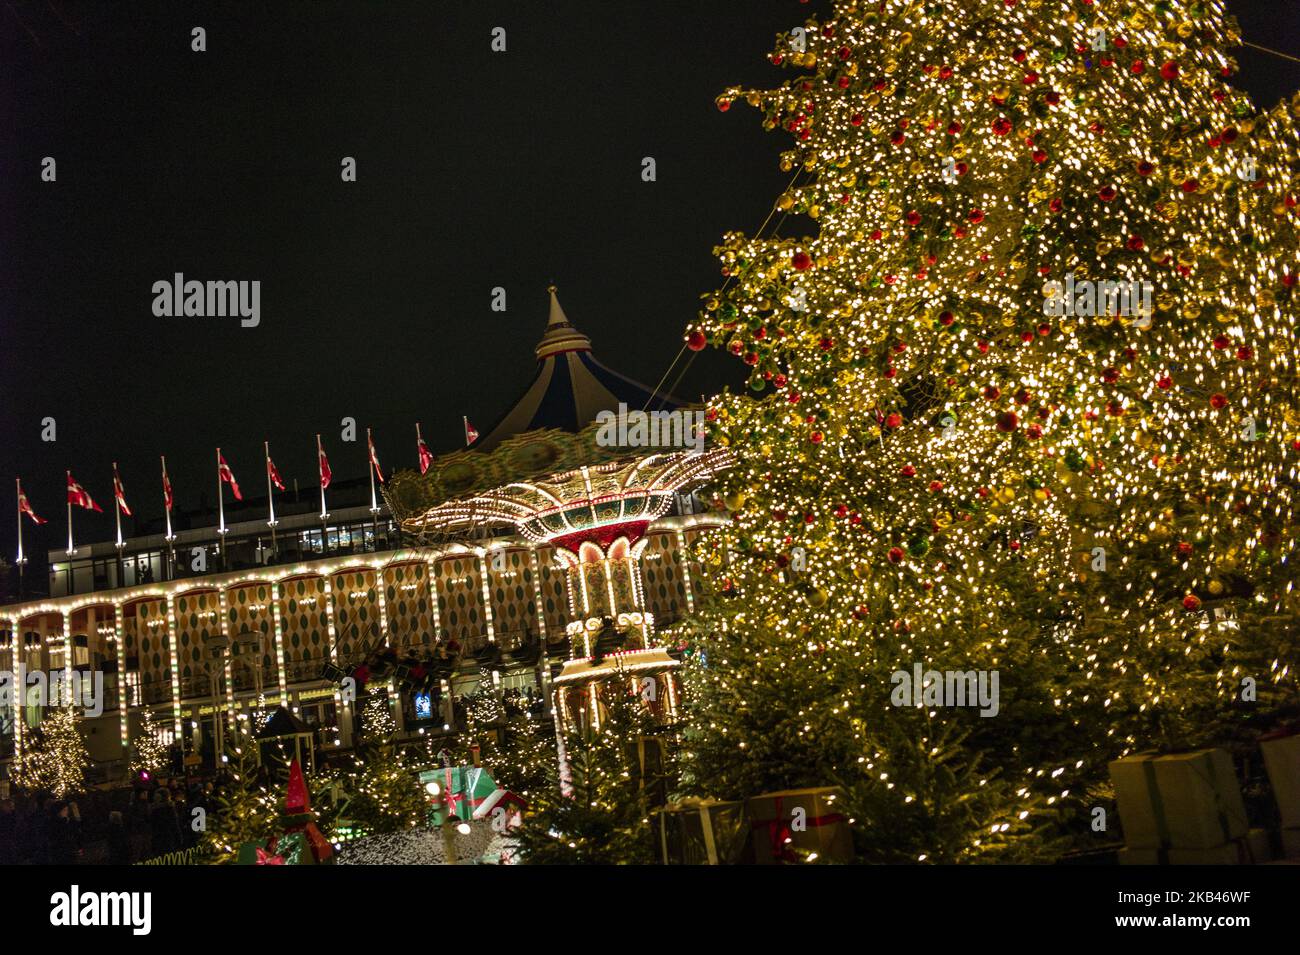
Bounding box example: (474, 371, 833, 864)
(2, 0, 1298, 585)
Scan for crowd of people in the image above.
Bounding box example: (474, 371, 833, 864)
(0, 778, 214, 865)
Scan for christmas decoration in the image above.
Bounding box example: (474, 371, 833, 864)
(10, 706, 89, 799)
(128, 709, 167, 780)
(680, 0, 1300, 863)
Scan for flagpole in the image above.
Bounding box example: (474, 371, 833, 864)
(265, 440, 278, 556)
(15, 480, 25, 600)
(162, 455, 175, 581)
(416, 422, 423, 468)
(113, 463, 124, 550)
(66, 470, 74, 557)
(367, 428, 379, 541)
(317, 435, 329, 521)
(15, 479, 24, 566)
(216, 448, 227, 564)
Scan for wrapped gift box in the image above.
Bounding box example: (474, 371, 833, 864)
(1260, 729, 1300, 829)
(653, 799, 747, 865)
(1109, 749, 1248, 850)
(1118, 828, 1271, 865)
(746, 787, 854, 864)
(420, 766, 498, 825)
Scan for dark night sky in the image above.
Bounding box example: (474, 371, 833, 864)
(2, 0, 1299, 576)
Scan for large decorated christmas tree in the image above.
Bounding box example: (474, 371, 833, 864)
(680, 0, 1298, 861)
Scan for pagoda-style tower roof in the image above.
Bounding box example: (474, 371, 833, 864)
(470, 287, 683, 452)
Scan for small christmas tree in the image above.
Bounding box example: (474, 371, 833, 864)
(360, 693, 396, 740)
(11, 706, 89, 798)
(128, 709, 168, 779)
(510, 680, 662, 864)
(202, 745, 278, 863)
(465, 666, 506, 737)
(324, 690, 423, 836)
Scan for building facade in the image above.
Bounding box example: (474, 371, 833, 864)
(0, 290, 725, 778)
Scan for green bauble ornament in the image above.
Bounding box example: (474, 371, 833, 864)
(907, 536, 931, 557)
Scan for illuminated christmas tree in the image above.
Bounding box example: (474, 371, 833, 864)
(203, 745, 279, 862)
(360, 693, 396, 740)
(510, 683, 661, 864)
(128, 709, 168, 780)
(682, 0, 1295, 860)
(10, 706, 89, 799)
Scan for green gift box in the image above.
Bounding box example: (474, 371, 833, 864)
(269, 831, 316, 865)
(420, 766, 498, 825)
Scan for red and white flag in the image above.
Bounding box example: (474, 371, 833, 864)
(317, 435, 332, 490)
(367, 429, 385, 484)
(266, 451, 286, 491)
(18, 480, 47, 524)
(67, 472, 103, 512)
(218, 451, 243, 501)
(112, 463, 132, 517)
(161, 456, 174, 512)
(463, 416, 479, 445)
(417, 423, 434, 475)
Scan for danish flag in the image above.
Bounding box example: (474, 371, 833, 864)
(463, 416, 479, 446)
(67, 473, 103, 512)
(417, 424, 434, 475)
(218, 451, 243, 501)
(317, 436, 332, 490)
(161, 456, 174, 512)
(267, 452, 286, 491)
(18, 480, 47, 524)
(113, 463, 132, 517)
(367, 429, 385, 484)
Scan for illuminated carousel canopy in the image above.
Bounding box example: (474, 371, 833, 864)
(399, 448, 728, 559)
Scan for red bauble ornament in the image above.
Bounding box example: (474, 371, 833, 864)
(887, 547, 905, 563)
(1098, 185, 1117, 201)
(687, 330, 708, 351)
(1209, 393, 1228, 409)
(1182, 594, 1202, 611)
(885, 412, 903, 429)
(809, 430, 824, 444)
(792, 251, 812, 271)
(991, 117, 1012, 136)
(996, 411, 1019, 432)
(1160, 60, 1179, 81)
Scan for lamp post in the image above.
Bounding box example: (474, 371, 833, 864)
(200, 633, 232, 764)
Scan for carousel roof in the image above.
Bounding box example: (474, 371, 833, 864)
(471, 288, 683, 452)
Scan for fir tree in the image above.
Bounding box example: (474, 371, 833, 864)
(128, 709, 168, 779)
(11, 706, 89, 799)
(202, 745, 279, 862)
(511, 677, 664, 864)
(682, 0, 1293, 861)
